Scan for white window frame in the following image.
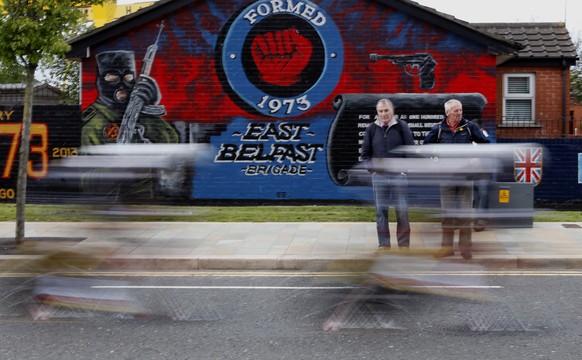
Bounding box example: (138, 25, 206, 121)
(503, 73, 536, 125)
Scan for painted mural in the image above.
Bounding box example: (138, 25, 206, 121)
(77, 0, 501, 202)
(0, 106, 81, 203)
(2, 1, 580, 205)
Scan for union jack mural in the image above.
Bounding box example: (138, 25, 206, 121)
(514, 147, 543, 186)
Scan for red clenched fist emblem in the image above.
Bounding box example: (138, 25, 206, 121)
(251, 28, 313, 86)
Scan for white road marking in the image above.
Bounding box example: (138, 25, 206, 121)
(91, 285, 502, 290)
(415, 285, 502, 289)
(91, 285, 356, 290)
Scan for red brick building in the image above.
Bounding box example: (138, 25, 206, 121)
(569, 102, 582, 135)
(476, 23, 578, 139)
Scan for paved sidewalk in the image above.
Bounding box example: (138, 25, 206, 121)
(1, 221, 582, 271)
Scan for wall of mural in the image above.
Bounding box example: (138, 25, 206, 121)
(0, 106, 81, 203)
(3, 0, 579, 205)
(75, 0, 499, 203)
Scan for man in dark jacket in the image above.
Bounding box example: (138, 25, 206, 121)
(423, 99, 489, 260)
(360, 98, 415, 250)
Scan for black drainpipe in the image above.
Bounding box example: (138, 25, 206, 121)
(562, 57, 568, 137)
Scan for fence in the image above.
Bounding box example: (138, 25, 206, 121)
(494, 116, 582, 139)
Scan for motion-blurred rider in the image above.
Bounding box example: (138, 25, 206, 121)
(423, 99, 489, 260)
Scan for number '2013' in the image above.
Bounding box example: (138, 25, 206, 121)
(52, 147, 78, 158)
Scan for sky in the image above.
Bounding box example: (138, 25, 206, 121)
(116, 0, 581, 42)
(417, 0, 581, 42)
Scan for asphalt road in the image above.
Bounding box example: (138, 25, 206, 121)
(0, 270, 581, 360)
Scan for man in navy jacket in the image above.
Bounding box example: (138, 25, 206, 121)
(424, 99, 490, 260)
(361, 98, 415, 250)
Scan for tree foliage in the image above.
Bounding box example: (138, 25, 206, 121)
(0, 1, 97, 68)
(0, 0, 104, 244)
(570, 37, 582, 104)
(41, 56, 82, 105)
(0, 62, 27, 83)
(571, 69, 582, 104)
(39, 21, 95, 104)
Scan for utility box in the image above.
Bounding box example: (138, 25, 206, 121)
(487, 182, 534, 228)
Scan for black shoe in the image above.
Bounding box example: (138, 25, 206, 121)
(461, 251, 472, 260)
(473, 223, 485, 232)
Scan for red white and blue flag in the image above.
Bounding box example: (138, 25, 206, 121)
(514, 147, 543, 186)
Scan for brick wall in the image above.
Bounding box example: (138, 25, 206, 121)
(569, 103, 582, 135)
(496, 66, 572, 138)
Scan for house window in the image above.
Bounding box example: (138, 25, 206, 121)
(503, 74, 535, 124)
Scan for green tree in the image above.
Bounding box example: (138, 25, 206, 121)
(571, 69, 582, 104)
(571, 37, 582, 104)
(40, 21, 95, 105)
(0, 62, 27, 83)
(42, 56, 82, 105)
(0, 0, 104, 244)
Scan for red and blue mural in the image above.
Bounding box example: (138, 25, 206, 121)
(3, 2, 581, 205)
(76, 0, 499, 202)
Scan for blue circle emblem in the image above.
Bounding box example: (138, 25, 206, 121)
(221, 0, 344, 118)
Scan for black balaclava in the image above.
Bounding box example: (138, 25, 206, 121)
(95, 50, 137, 110)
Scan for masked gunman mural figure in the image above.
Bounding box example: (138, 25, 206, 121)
(81, 50, 179, 145)
(79, 48, 186, 203)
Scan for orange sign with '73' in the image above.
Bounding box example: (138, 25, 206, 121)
(0, 123, 49, 179)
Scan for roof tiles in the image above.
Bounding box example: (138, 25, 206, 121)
(473, 23, 577, 59)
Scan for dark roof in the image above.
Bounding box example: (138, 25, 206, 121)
(0, 82, 63, 106)
(68, 0, 522, 58)
(473, 22, 578, 63)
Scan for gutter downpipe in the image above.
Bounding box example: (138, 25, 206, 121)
(562, 57, 568, 137)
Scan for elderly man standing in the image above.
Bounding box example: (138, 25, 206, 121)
(361, 98, 415, 250)
(423, 99, 489, 260)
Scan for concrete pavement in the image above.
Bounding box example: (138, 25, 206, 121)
(1, 221, 582, 271)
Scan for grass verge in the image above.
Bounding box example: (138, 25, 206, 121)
(0, 204, 580, 222)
